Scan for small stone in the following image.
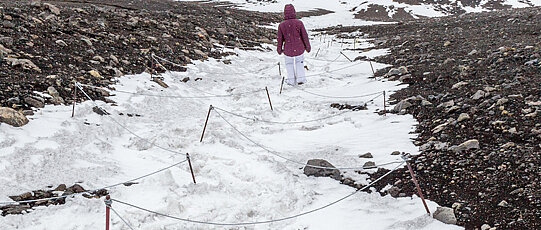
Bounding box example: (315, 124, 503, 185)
(452, 81, 468, 89)
(450, 139, 480, 153)
(391, 151, 401, 155)
(496, 98, 509, 106)
(433, 207, 457, 224)
(92, 106, 109, 116)
(468, 49, 478, 56)
(444, 41, 451, 47)
(54, 184, 67, 191)
(88, 70, 101, 78)
(421, 100, 432, 106)
(387, 68, 400, 76)
(481, 224, 491, 230)
(498, 200, 509, 207)
(43, 3, 60, 15)
(55, 40, 67, 47)
(47, 86, 60, 97)
(457, 113, 470, 122)
(398, 66, 408, 74)
(392, 100, 412, 112)
(472, 90, 485, 100)
(362, 161, 376, 169)
(359, 152, 373, 158)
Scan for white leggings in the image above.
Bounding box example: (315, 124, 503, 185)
(284, 54, 305, 85)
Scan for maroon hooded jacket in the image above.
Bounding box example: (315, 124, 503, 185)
(276, 4, 311, 57)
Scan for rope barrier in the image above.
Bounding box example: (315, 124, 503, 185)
(110, 160, 405, 226)
(294, 88, 383, 99)
(213, 109, 403, 170)
(213, 106, 352, 125)
(111, 206, 136, 230)
(0, 160, 187, 205)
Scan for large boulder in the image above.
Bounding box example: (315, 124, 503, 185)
(303, 159, 341, 181)
(0, 107, 29, 127)
(433, 207, 457, 225)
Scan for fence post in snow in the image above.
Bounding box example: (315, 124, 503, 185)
(278, 62, 281, 76)
(341, 38, 344, 48)
(71, 82, 77, 117)
(265, 86, 273, 111)
(354, 37, 357, 49)
(200, 105, 213, 142)
(405, 158, 430, 215)
(186, 153, 196, 184)
(150, 53, 154, 79)
(104, 195, 111, 230)
(383, 91, 387, 116)
(369, 59, 375, 75)
(315, 48, 320, 58)
(279, 77, 285, 94)
(340, 51, 353, 62)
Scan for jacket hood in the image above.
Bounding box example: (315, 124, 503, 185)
(284, 4, 296, 20)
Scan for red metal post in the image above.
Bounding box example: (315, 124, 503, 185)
(406, 160, 430, 214)
(200, 105, 213, 142)
(265, 86, 273, 111)
(186, 153, 196, 184)
(105, 195, 111, 230)
(71, 82, 77, 117)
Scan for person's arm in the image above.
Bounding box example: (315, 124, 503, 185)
(300, 22, 311, 53)
(277, 24, 284, 54)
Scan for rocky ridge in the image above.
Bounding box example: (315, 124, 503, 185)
(321, 6, 540, 229)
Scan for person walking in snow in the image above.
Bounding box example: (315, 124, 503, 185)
(277, 4, 311, 85)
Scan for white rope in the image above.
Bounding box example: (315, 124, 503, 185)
(111, 160, 405, 226)
(213, 106, 352, 125)
(294, 88, 383, 99)
(111, 206, 137, 230)
(213, 109, 403, 170)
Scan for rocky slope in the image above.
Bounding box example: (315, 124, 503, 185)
(322, 6, 540, 230)
(0, 0, 281, 113)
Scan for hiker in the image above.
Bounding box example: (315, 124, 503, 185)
(276, 4, 311, 85)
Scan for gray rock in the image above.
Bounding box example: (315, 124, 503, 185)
(398, 66, 408, 74)
(496, 98, 509, 106)
(421, 100, 433, 106)
(391, 151, 401, 155)
(55, 40, 67, 47)
(392, 100, 412, 112)
(472, 90, 485, 100)
(359, 152, 373, 158)
(457, 113, 470, 122)
(303, 159, 341, 180)
(47, 86, 60, 97)
(0, 107, 29, 127)
(24, 96, 44, 108)
(5, 58, 41, 72)
(92, 106, 110, 116)
(468, 49, 478, 56)
(450, 139, 480, 153)
(387, 68, 401, 76)
(43, 3, 60, 15)
(363, 161, 376, 169)
(480, 224, 491, 230)
(524, 59, 538, 66)
(0, 44, 12, 55)
(498, 200, 509, 207)
(433, 207, 457, 225)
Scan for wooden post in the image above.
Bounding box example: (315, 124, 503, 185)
(315, 48, 320, 58)
(200, 105, 213, 142)
(104, 195, 111, 230)
(265, 87, 273, 111)
(369, 59, 375, 75)
(279, 77, 285, 94)
(406, 160, 430, 215)
(383, 91, 387, 116)
(340, 51, 353, 62)
(186, 153, 196, 184)
(278, 62, 281, 76)
(71, 82, 77, 117)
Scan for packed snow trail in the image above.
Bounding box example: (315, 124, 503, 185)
(0, 5, 462, 230)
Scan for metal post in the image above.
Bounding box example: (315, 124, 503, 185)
(150, 53, 154, 79)
(279, 77, 285, 94)
(315, 48, 320, 58)
(265, 86, 273, 111)
(71, 82, 77, 117)
(354, 37, 357, 49)
(341, 38, 344, 48)
(200, 105, 213, 142)
(278, 62, 281, 76)
(383, 91, 387, 116)
(186, 153, 196, 184)
(104, 195, 111, 230)
(406, 160, 430, 214)
(369, 59, 375, 75)
(340, 51, 353, 62)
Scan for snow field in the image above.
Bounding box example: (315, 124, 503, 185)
(0, 19, 462, 230)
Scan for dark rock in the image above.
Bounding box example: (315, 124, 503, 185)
(303, 159, 341, 181)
